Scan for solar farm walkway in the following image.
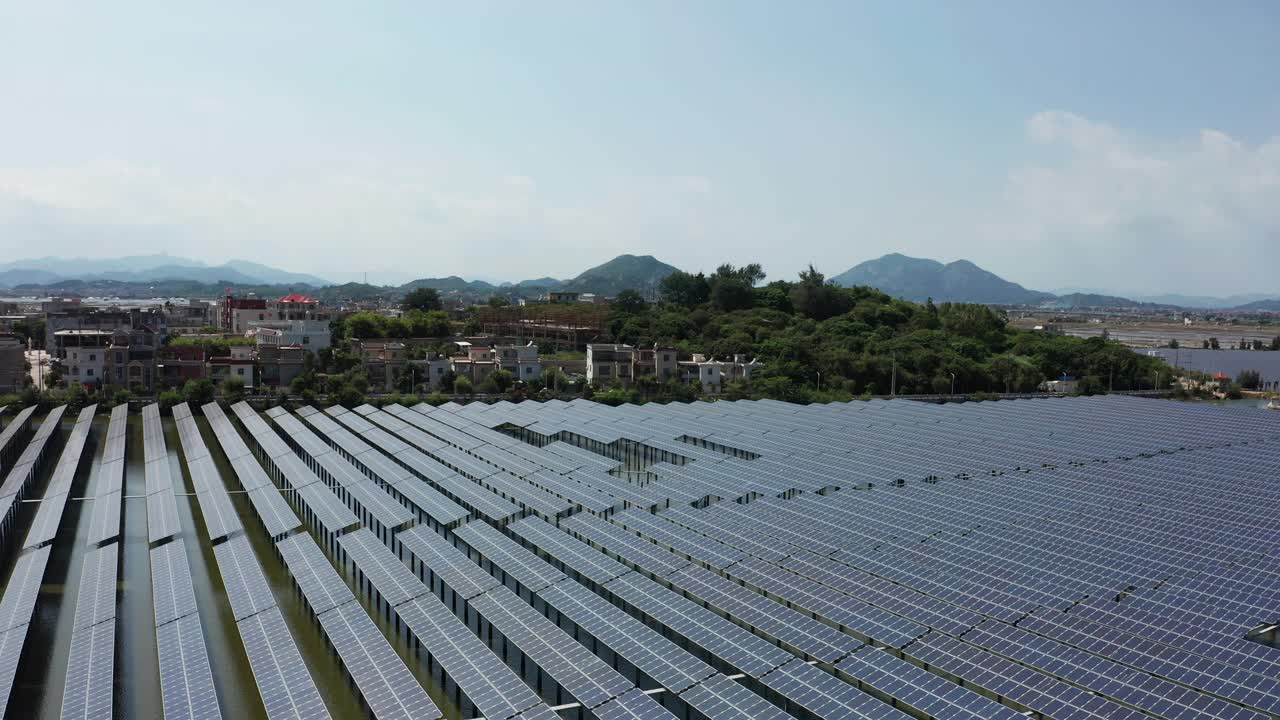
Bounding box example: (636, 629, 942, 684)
(0, 394, 1275, 719)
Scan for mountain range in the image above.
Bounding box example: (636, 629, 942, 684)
(2, 251, 1275, 311)
(0, 255, 331, 287)
(399, 255, 678, 298)
(830, 254, 1277, 311)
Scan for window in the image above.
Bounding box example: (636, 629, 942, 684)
(598, 366, 611, 377)
(302, 336, 310, 345)
(663, 354, 671, 362)
(236, 368, 245, 375)
(86, 369, 94, 377)
(89, 354, 96, 361)
(72, 366, 79, 375)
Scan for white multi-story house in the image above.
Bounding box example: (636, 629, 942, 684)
(253, 320, 332, 353)
(495, 342, 542, 382)
(54, 329, 111, 387)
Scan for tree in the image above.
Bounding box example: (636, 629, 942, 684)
(789, 266, 852, 320)
(659, 271, 710, 308)
(1168, 339, 1179, 349)
(403, 309, 451, 337)
(182, 378, 216, 406)
(610, 290, 647, 316)
(454, 375, 474, 396)
(1272, 336, 1280, 351)
(222, 376, 246, 402)
(487, 295, 510, 308)
(402, 287, 442, 312)
(1209, 337, 1221, 350)
(710, 277, 755, 312)
(345, 312, 387, 339)
(489, 369, 515, 393)
(331, 382, 364, 408)
(1237, 369, 1262, 390)
(158, 389, 184, 413)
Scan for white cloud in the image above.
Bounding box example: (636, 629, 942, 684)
(988, 111, 1280, 295)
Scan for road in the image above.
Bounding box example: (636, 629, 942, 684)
(25, 349, 48, 390)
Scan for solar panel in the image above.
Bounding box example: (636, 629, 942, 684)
(453, 521, 566, 593)
(237, 607, 331, 720)
(72, 543, 118, 630)
(339, 479, 415, 531)
(431, 473, 522, 524)
(60, 618, 115, 720)
(295, 482, 360, 536)
(247, 486, 302, 540)
(561, 512, 690, 577)
(85, 489, 123, 546)
(593, 688, 679, 720)
(24, 488, 70, 550)
(468, 587, 635, 710)
(315, 600, 442, 720)
(836, 647, 1024, 720)
(336, 528, 428, 607)
(394, 595, 542, 720)
(151, 540, 199, 627)
(146, 457, 176, 496)
(192, 478, 244, 542)
(513, 704, 561, 720)
(678, 673, 796, 720)
(214, 535, 276, 621)
(147, 487, 183, 544)
(541, 579, 716, 694)
(397, 525, 499, 600)
(275, 532, 355, 616)
(388, 479, 469, 527)
(0, 545, 51, 632)
(507, 517, 630, 585)
(604, 572, 792, 679)
(156, 613, 222, 720)
(759, 659, 907, 720)
(0, 625, 27, 716)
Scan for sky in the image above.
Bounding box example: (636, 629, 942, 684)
(1, 1, 1278, 295)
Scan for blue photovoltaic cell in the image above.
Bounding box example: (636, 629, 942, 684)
(151, 540, 199, 627)
(275, 533, 355, 616)
(61, 620, 115, 720)
(156, 614, 222, 720)
(237, 607, 331, 720)
(316, 600, 442, 720)
(678, 673, 796, 720)
(213, 535, 276, 622)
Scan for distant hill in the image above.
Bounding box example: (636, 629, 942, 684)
(399, 255, 678, 298)
(0, 268, 63, 288)
(557, 254, 678, 296)
(831, 254, 1054, 305)
(399, 276, 499, 294)
(0, 254, 330, 287)
(1231, 298, 1280, 312)
(1134, 292, 1275, 309)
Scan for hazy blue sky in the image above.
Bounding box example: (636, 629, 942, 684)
(1, 1, 1277, 294)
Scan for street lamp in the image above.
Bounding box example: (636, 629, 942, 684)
(816, 371, 822, 392)
(949, 372, 956, 396)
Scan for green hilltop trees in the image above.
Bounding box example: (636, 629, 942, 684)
(599, 262, 1176, 401)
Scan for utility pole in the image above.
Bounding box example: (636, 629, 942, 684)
(949, 372, 956, 396)
(816, 371, 821, 392)
(891, 352, 897, 397)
